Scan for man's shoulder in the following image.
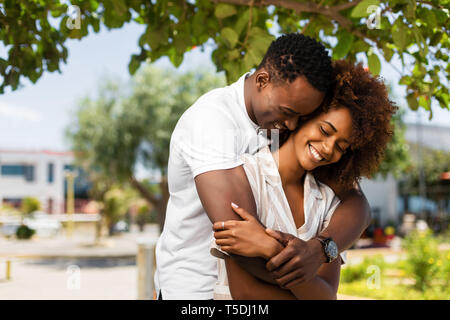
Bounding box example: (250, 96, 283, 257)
(175, 89, 240, 131)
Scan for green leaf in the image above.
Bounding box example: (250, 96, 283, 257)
(243, 49, 261, 71)
(351, 0, 380, 18)
(333, 32, 354, 59)
(214, 4, 237, 19)
(429, 32, 443, 46)
(405, 1, 416, 19)
(412, 27, 428, 58)
(0, 58, 7, 74)
(418, 95, 430, 110)
(399, 76, 412, 85)
(367, 53, 381, 75)
(90, 16, 101, 33)
(168, 47, 184, 67)
(221, 27, 238, 48)
(382, 44, 394, 62)
(146, 26, 169, 50)
(422, 9, 437, 29)
(407, 93, 419, 111)
(433, 8, 449, 24)
(50, 4, 68, 18)
(247, 27, 274, 57)
(228, 49, 240, 60)
(392, 22, 409, 50)
(234, 8, 250, 36)
(128, 55, 141, 75)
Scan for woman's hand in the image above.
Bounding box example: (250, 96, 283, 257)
(213, 203, 284, 259)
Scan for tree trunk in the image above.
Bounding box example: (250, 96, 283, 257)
(130, 175, 169, 232)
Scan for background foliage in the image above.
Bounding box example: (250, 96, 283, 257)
(66, 66, 225, 229)
(1, 0, 449, 115)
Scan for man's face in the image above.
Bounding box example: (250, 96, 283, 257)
(251, 71, 325, 136)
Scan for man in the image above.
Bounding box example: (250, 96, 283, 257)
(154, 33, 370, 299)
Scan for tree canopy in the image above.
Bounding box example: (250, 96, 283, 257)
(1, 0, 449, 114)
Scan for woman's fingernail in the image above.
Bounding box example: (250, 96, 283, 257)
(231, 202, 239, 208)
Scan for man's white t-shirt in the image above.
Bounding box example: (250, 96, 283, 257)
(154, 73, 270, 299)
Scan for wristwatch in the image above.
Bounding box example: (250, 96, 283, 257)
(316, 236, 339, 263)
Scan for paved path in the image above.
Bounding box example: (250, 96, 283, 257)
(0, 262, 137, 300)
(1, 226, 408, 300)
(0, 225, 159, 300)
(0, 225, 160, 259)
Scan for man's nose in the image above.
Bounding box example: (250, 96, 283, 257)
(284, 117, 299, 131)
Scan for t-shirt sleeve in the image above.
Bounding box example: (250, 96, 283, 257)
(172, 104, 244, 178)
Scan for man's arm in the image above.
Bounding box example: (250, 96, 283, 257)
(194, 166, 257, 223)
(224, 256, 296, 300)
(319, 184, 372, 251)
(195, 166, 283, 282)
(225, 253, 340, 300)
(266, 185, 371, 287)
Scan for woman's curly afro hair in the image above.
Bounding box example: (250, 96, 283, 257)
(309, 60, 398, 189)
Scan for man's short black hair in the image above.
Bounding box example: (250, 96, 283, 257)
(258, 33, 332, 92)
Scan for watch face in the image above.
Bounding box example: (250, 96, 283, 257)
(326, 241, 339, 260)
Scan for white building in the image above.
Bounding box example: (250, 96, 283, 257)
(360, 123, 450, 227)
(0, 149, 74, 214)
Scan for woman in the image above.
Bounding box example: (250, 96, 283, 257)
(210, 60, 397, 299)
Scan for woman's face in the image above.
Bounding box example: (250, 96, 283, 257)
(293, 107, 353, 171)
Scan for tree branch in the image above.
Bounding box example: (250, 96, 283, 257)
(214, 0, 382, 49)
(243, 0, 254, 48)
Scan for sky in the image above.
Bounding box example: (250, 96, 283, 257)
(0, 22, 449, 152)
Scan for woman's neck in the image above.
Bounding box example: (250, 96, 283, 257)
(272, 135, 306, 185)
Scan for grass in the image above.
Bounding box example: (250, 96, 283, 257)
(337, 250, 450, 300)
(338, 278, 450, 300)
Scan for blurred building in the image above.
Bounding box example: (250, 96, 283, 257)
(0, 149, 91, 213)
(360, 123, 450, 228)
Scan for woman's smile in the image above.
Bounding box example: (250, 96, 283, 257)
(308, 143, 326, 163)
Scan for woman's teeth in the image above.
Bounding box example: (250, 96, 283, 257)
(309, 144, 323, 161)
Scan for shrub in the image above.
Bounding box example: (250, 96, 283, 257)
(402, 229, 440, 291)
(340, 255, 386, 283)
(20, 197, 41, 215)
(16, 225, 35, 239)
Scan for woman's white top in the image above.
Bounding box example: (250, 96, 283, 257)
(210, 145, 347, 299)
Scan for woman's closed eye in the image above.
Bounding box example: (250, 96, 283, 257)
(320, 125, 346, 153)
(320, 126, 330, 136)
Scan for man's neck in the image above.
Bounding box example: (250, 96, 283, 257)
(244, 73, 258, 125)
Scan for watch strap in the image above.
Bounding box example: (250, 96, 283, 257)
(316, 236, 334, 263)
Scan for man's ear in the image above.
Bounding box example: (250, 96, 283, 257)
(255, 69, 270, 91)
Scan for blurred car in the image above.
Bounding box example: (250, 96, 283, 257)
(1, 221, 21, 237)
(110, 220, 129, 234)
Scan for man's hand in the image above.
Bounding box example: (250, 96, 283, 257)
(264, 229, 326, 288)
(213, 203, 283, 259)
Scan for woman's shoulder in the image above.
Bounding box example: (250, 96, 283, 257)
(241, 148, 280, 183)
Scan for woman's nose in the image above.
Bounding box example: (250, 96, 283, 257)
(322, 139, 334, 158)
